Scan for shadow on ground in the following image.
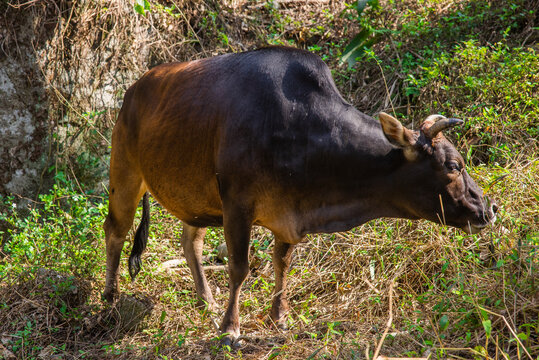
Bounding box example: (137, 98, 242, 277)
(0, 269, 153, 359)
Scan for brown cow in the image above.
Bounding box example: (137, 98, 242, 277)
(102, 47, 496, 346)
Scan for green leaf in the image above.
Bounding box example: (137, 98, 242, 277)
(341, 0, 381, 67)
(482, 319, 492, 337)
(355, 0, 370, 16)
(134, 3, 145, 15)
(134, 0, 150, 15)
(441, 261, 449, 273)
(298, 313, 310, 324)
(479, 308, 488, 321)
(474, 345, 488, 357)
(341, 29, 371, 67)
(439, 314, 449, 331)
(405, 86, 420, 97)
(159, 310, 167, 324)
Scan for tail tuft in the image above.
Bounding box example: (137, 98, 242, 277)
(129, 192, 150, 280)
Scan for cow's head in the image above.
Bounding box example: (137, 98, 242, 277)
(378, 112, 497, 234)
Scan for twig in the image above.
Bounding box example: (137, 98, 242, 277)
(362, 277, 381, 295)
(203, 265, 228, 271)
(477, 306, 533, 360)
(171, 0, 208, 57)
(443, 347, 509, 360)
(370, 55, 396, 116)
(372, 281, 394, 359)
(7, 0, 39, 8)
(172, 265, 228, 272)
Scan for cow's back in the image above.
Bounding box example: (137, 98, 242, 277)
(113, 47, 386, 228)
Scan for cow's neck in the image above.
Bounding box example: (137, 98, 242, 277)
(298, 135, 419, 236)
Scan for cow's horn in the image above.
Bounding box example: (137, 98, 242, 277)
(424, 117, 464, 138)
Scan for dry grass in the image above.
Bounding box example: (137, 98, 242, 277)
(2, 160, 537, 359)
(1, 0, 538, 359)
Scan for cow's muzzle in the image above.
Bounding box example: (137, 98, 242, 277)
(463, 199, 498, 234)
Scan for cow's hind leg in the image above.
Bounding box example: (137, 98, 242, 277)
(270, 237, 295, 329)
(103, 157, 146, 302)
(180, 224, 218, 311)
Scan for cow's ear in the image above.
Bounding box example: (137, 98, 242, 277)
(378, 112, 415, 148)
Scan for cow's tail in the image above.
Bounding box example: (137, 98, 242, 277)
(129, 192, 150, 280)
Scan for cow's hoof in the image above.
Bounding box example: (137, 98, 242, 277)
(101, 289, 116, 303)
(268, 314, 289, 331)
(275, 321, 288, 331)
(220, 335, 233, 348)
(220, 335, 242, 349)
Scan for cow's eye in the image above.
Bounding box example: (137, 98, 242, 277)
(446, 161, 461, 172)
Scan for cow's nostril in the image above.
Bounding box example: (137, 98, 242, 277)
(469, 189, 480, 201)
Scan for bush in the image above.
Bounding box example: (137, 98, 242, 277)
(409, 41, 539, 165)
(0, 181, 107, 278)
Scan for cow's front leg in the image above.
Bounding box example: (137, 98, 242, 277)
(219, 203, 252, 346)
(270, 238, 295, 329)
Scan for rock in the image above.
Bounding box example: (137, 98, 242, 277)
(0, 26, 49, 197)
(115, 294, 153, 332)
(159, 258, 185, 270)
(217, 243, 228, 262)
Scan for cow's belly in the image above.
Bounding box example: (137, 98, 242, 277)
(141, 168, 224, 227)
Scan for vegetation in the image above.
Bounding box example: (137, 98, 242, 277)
(1, 0, 537, 359)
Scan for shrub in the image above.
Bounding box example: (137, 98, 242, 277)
(0, 181, 107, 278)
(409, 41, 538, 165)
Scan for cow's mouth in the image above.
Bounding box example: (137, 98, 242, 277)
(463, 222, 489, 234)
(462, 215, 497, 234)
(461, 201, 498, 234)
